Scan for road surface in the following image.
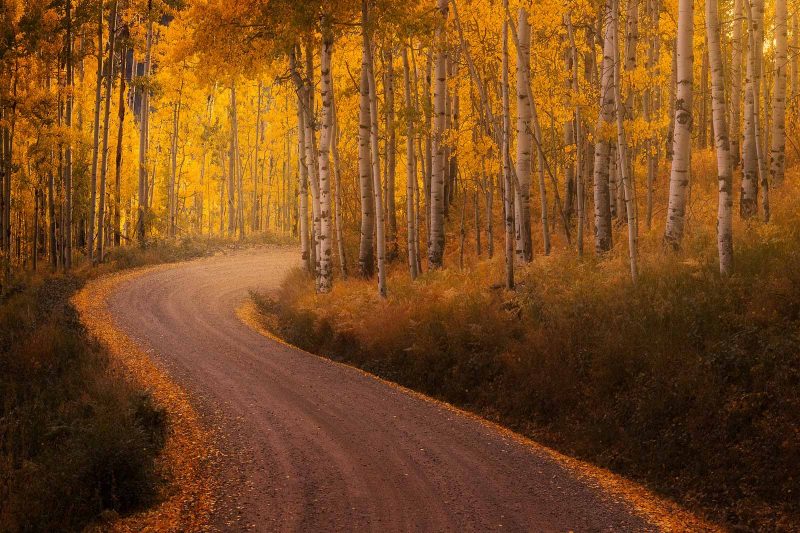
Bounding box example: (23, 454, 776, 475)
(107, 246, 667, 532)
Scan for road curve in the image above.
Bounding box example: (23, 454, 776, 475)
(107, 246, 663, 532)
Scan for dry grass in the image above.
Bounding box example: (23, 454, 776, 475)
(259, 164, 800, 531)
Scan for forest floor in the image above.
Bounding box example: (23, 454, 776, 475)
(0, 234, 288, 531)
(92, 245, 713, 531)
(256, 171, 800, 531)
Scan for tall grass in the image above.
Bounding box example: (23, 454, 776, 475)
(258, 170, 800, 530)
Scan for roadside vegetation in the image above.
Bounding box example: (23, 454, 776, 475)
(255, 170, 800, 531)
(0, 234, 284, 531)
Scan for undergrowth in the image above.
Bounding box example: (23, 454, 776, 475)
(257, 170, 800, 531)
(0, 232, 286, 532)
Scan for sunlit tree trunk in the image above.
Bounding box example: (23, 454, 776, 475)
(664, 0, 693, 249)
(403, 46, 419, 279)
(612, 0, 638, 282)
(593, 0, 615, 254)
(304, 41, 321, 274)
(706, 0, 733, 275)
(358, 34, 375, 278)
(113, 38, 127, 247)
(643, 0, 661, 229)
(384, 47, 398, 262)
(64, 0, 74, 266)
(429, 0, 448, 269)
(741, 0, 764, 219)
(515, 8, 533, 263)
(97, 0, 117, 261)
(88, 1, 103, 262)
(730, 0, 743, 169)
(331, 79, 348, 278)
(364, 1, 386, 296)
(317, 21, 334, 293)
(502, 0, 514, 289)
(228, 82, 238, 236)
(290, 49, 311, 271)
(137, 0, 153, 246)
(769, 0, 788, 186)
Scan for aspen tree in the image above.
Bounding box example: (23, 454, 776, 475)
(317, 20, 334, 292)
(65, 0, 74, 266)
(88, 0, 103, 261)
(706, 0, 734, 274)
(291, 49, 311, 271)
(137, 0, 153, 246)
(97, 0, 118, 261)
(515, 8, 533, 263)
(612, 0, 638, 282)
(664, 0, 693, 249)
(364, 0, 386, 296)
(384, 46, 398, 261)
(502, 0, 515, 289)
(593, 0, 616, 253)
(731, 0, 743, 168)
(228, 82, 237, 236)
(403, 46, 419, 279)
(358, 29, 375, 278)
(330, 77, 348, 278)
(429, 0, 448, 269)
(769, 0, 788, 186)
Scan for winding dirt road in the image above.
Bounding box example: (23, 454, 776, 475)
(107, 246, 687, 532)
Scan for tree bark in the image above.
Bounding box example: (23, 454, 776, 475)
(317, 21, 334, 293)
(428, 0, 449, 269)
(730, 0, 743, 168)
(97, 0, 118, 261)
(365, 0, 386, 296)
(384, 46, 398, 262)
(769, 0, 788, 186)
(706, 0, 734, 275)
(403, 46, 419, 279)
(358, 34, 375, 278)
(502, 0, 514, 289)
(137, 1, 152, 246)
(514, 8, 533, 263)
(89, 0, 103, 261)
(664, 0, 693, 249)
(64, 0, 74, 267)
(593, 0, 615, 254)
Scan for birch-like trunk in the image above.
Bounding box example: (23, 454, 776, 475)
(305, 41, 321, 274)
(730, 0, 743, 168)
(364, 1, 386, 296)
(290, 49, 311, 271)
(88, 1, 103, 262)
(643, 0, 661, 229)
(502, 0, 514, 289)
(741, 0, 763, 218)
(706, 0, 733, 275)
(97, 0, 117, 261)
(317, 23, 334, 293)
(612, 0, 638, 282)
(358, 37, 375, 278)
(663, 0, 693, 249)
(403, 46, 419, 279)
(228, 82, 237, 236)
(593, 0, 615, 254)
(330, 79, 348, 278)
(384, 47, 398, 261)
(428, 0, 449, 269)
(113, 39, 126, 247)
(514, 8, 533, 263)
(137, 2, 152, 246)
(769, 0, 788, 186)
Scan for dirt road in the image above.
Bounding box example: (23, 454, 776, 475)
(107, 246, 670, 532)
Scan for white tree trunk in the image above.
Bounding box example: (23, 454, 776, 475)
(97, 0, 117, 261)
(730, 0, 743, 168)
(292, 49, 311, 271)
(365, 0, 386, 296)
(514, 8, 533, 263)
(706, 0, 734, 275)
(317, 25, 334, 292)
(358, 22, 374, 278)
(664, 0, 693, 249)
(769, 0, 788, 186)
(593, 0, 616, 253)
(501, 0, 514, 289)
(428, 0, 448, 269)
(403, 46, 419, 279)
(88, 2, 103, 261)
